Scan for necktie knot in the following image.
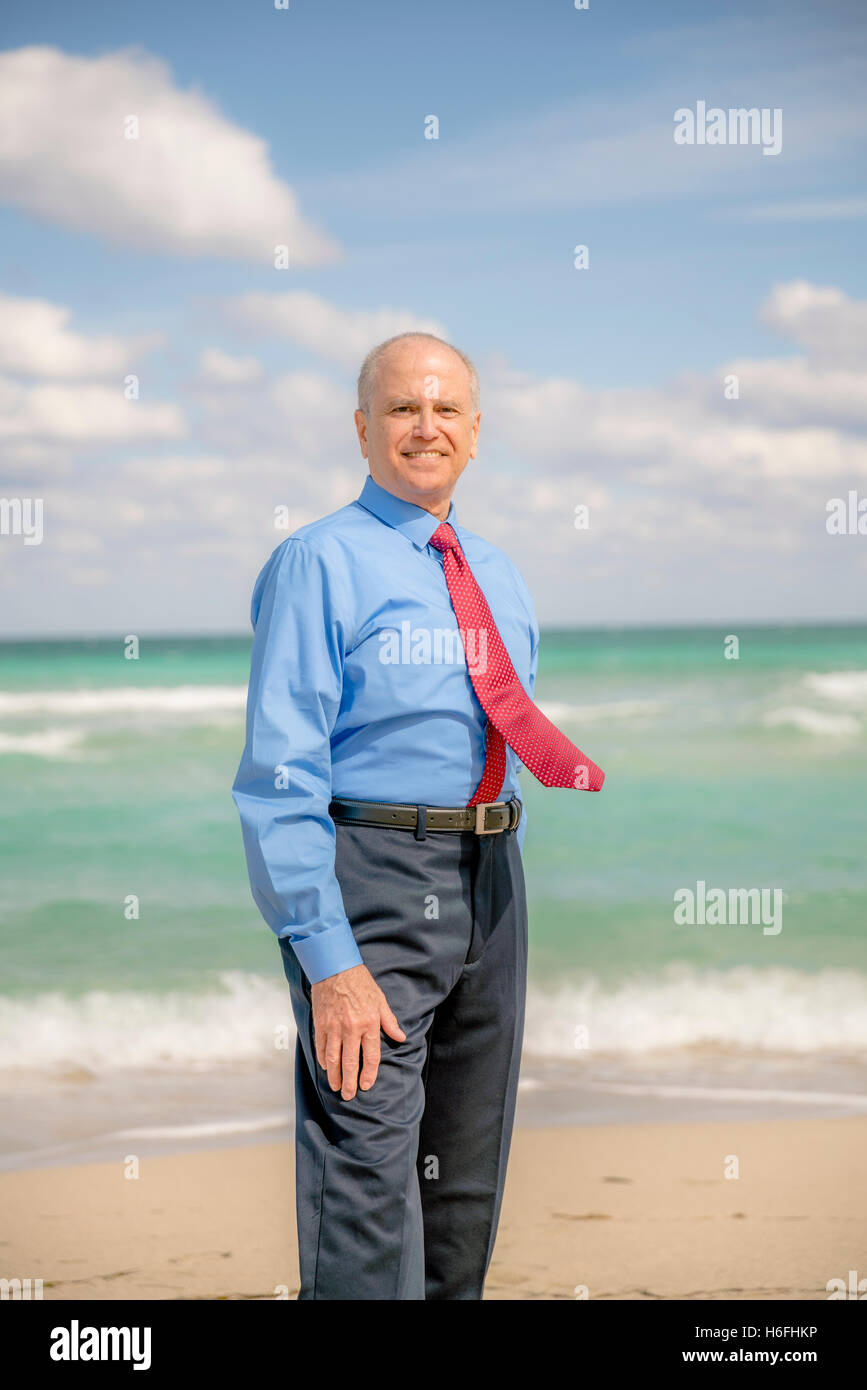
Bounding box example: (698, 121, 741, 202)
(429, 522, 459, 554)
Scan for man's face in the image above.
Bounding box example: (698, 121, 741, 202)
(354, 340, 480, 515)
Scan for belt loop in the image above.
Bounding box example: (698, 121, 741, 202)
(414, 805, 427, 841)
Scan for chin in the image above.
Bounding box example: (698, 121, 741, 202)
(398, 467, 449, 493)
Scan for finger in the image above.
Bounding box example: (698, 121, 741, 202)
(314, 1022, 328, 1072)
(340, 1037, 361, 1101)
(325, 1037, 342, 1092)
(358, 1030, 381, 1091)
(380, 1005, 406, 1042)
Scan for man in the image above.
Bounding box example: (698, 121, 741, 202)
(232, 332, 604, 1301)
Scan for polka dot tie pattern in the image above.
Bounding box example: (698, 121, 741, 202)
(429, 522, 605, 806)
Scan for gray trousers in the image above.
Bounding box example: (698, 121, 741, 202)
(278, 814, 529, 1300)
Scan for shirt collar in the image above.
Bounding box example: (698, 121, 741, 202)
(356, 474, 458, 551)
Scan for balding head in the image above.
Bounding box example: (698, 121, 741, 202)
(357, 332, 479, 416)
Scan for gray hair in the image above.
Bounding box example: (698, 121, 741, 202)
(357, 332, 479, 415)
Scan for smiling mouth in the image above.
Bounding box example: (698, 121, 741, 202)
(402, 450, 447, 459)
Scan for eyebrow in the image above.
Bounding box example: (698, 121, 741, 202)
(383, 396, 463, 409)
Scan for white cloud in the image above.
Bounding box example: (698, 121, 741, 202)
(761, 281, 867, 364)
(268, 370, 359, 456)
(0, 375, 186, 441)
(120, 453, 231, 486)
(184, 364, 358, 458)
(482, 372, 867, 486)
(0, 291, 162, 377)
(197, 348, 264, 386)
(0, 45, 340, 265)
(0, 438, 74, 478)
(699, 356, 867, 429)
(223, 290, 446, 368)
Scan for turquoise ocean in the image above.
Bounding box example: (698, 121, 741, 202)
(1, 625, 866, 1170)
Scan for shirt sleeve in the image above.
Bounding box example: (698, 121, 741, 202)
(231, 537, 364, 985)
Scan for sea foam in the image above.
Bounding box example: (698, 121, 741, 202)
(2, 966, 867, 1074)
(0, 685, 247, 717)
(763, 705, 860, 736)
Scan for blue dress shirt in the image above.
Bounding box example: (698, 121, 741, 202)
(232, 474, 540, 984)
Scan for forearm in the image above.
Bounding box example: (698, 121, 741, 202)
(232, 771, 363, 984)
(232, 537, 362, 985)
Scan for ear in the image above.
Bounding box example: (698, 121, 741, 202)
(469, 410, 481, 459)
(354, 408, 369, 458)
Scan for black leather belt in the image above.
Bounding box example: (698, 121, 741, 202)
(329, 796, 522, 837)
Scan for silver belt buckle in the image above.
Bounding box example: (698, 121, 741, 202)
(473, 802, 500, 835)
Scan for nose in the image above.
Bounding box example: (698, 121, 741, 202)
(412, 405, 440, 440)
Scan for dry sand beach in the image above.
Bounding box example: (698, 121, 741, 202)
(3, 1114, 863, 1301)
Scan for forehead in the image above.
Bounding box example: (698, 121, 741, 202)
(373, 341, 472, 401)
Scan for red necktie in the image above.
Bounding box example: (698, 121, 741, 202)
(429, 522, 605, 805)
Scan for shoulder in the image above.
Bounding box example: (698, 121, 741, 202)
(256, 499, 374, 577)
(289, 499, 372, 550)
(250, 503, 370, 623)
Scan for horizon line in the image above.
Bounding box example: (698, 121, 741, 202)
(2, 616, 867, 645)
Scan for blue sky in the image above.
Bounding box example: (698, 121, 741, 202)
(1, 0, 866, 633)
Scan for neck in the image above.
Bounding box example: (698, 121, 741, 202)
(425, 499, 451, 522)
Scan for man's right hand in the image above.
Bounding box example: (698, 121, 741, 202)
(310, 963, 406, 1101)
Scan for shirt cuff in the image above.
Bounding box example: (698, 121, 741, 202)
(288, 920, 364, 985)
